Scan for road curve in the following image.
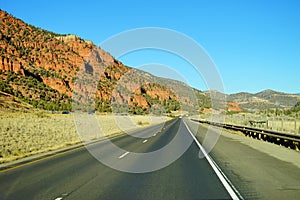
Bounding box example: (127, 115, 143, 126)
(0, 118, 234, 200)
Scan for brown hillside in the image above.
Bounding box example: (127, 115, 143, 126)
(226, 102, 242, 112)
(0, 10, 183, 113)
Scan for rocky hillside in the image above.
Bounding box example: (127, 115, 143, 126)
(1, 10, 298, 114)
(0, 91, 33, 111)
(223, 90, 300, 111)
(0, 10, 203, 114)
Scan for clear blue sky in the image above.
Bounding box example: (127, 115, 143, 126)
(1, 0, 300, 94)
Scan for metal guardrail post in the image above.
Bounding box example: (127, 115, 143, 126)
(294, 119, 297, 134)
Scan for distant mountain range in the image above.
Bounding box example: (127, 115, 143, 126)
(226, 90, 300, 111)
(0, 10, 299, 113)
(203, 90, 300, 111)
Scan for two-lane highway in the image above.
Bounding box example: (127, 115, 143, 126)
(0, 118, 236, 200)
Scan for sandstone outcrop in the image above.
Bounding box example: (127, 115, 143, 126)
(0, 10, 182, 113)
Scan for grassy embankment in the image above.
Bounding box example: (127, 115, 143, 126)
(0, 111, 168, 163)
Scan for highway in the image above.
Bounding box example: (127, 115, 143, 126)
(0, 118, 235, 200)
(186, 119, 300, 200)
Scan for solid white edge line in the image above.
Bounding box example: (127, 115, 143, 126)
(118, 152, 130, 159)
(183, 121, 242, 200)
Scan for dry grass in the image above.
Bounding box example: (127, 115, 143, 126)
(0, 111, 79, 163)
(0, 111, 169, 163)
(196, 113, 300, 134)
(224, 113, 300, 134)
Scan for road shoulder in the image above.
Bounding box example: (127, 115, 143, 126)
(186, 119, 300, 200)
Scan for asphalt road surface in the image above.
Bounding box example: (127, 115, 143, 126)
(0, 118, 236, 200)
(186, 119, 300, 200)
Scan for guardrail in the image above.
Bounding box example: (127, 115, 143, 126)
(191, 119, 300, 151)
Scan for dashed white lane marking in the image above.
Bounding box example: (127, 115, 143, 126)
(54, 193, 69, 200)
(143, 139, 148, 143)
(183, 121, 242, 200)
(119, 152, 130, 159)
